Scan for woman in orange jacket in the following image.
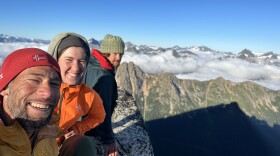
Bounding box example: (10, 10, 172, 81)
(47, 32, 106, 155)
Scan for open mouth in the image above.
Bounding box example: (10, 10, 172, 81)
(67, 72, 80, 77)
(29, 102, 50, 111)
(66, 72, 82, 84)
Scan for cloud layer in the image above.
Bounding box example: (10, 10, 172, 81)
(122, 50, 280, 91)
(1, 43, 280, 91)
(0, 42, 48, 65)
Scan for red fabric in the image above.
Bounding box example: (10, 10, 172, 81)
(0, 48, 61, 91)
(91, 49, 113, 70)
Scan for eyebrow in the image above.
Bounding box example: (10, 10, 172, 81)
(29, 72, 61, 81)
(29, 72, 45, 77)
(63, 56, 86, 60)
(63, 56, 74, 59)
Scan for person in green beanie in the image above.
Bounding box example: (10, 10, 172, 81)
(83, 34, 125, 156)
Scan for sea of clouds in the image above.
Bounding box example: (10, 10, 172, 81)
(123, 49, 280, 91)
(1, 42, 280, 91)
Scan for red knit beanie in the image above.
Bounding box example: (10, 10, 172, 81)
(0, 48, 61, 91)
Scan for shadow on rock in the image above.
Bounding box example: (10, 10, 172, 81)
(146, 102, 280, 156)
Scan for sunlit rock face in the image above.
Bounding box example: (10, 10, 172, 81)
(116, 62, 280, 156)
(116, 62, 280, 125)
(95, 88, 154, 156)
(112, 88, 154, 156)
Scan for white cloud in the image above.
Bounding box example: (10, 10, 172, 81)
(0, 42, 48, 65)
(122, 50, 280, 91)
(122, 50, 198, 74)
(1, 43, 280, 91)
(0, 42, 48, 58)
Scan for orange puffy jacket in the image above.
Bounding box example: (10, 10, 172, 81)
(55, 82, 105, 135)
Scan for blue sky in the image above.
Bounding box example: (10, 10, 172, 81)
(1, 0, 280, 53)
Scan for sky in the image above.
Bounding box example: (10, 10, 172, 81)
(1, 0, 280, 53)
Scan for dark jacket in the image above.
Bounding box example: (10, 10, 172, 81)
(83, 49, 118, 144)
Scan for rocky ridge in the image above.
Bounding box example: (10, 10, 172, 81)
(116, 62, 280, 126)
(96, 88, 154, 156)
(115, 62, 280, 156)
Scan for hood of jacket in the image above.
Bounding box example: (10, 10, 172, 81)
(89, 49, 114, 70)
(47, 32, 90, 61)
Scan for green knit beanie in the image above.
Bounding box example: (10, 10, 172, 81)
(101, 34, 125, 54)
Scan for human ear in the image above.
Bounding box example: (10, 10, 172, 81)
(0, 88, 9, 96)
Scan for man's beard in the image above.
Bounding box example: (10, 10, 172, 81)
(16, 113, 52, 131)
(15, 103, 55, 132)
(8, 96, 57, 131)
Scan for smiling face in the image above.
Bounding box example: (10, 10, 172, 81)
(57, 47, 87, 85)
(1, 66, 61, 128)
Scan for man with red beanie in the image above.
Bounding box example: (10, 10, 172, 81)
(0, 48, 63, 155)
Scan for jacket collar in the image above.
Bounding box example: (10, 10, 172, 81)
(91, 49, 113, 70)
(60, 82, 82, 94)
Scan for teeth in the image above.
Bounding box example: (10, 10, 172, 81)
(68, 73, 79, 77)
(30, 103, 49, 109)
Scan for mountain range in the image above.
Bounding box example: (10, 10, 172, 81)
(1, 33, 280, 67)
(0, 34, 50, 44)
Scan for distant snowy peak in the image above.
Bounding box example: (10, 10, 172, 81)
(260, 52, 279, 59)
(125, 42, 161, 53)
(189, 46, 215, 52)
(0, 34, 49, 44)
(238, 49, 255, 58)
(125, 43, 215, 55)
(88, 38, 101, 49)
(0, 34, 8, 38)
(234, 49, 280, 65)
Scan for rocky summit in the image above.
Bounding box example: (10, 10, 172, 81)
(95, 88, 154, 156)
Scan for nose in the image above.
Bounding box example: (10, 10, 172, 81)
(71, 60, 81, 72)
(115, 54, 122, 60)
(37, 83, 52, 98)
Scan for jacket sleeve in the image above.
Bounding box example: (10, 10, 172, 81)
(71, 88, 106, 135)
(92, 75, 118, 144)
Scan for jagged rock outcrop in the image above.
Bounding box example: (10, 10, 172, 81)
(116, 62, 280, 126)
(116, 62, 280, 156)
(96, 88, 154, 156)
